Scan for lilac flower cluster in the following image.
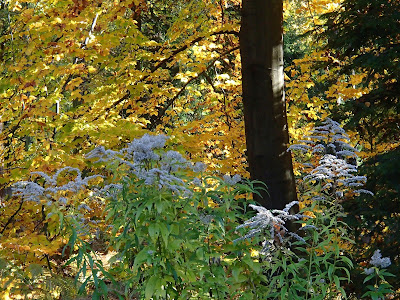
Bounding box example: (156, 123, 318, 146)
(370, 249, 391, 268)
(122, 134, 168, 163)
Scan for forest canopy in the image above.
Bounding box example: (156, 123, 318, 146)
(0, 0, 399, 298)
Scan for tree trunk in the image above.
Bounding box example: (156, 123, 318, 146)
(240, 0, 297, 209)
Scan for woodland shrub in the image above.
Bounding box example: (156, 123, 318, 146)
(4, 122, 394, 299)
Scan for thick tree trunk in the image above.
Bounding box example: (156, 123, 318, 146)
(240, 0, 297, 209)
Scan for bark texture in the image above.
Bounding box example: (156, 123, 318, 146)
(240, 0, 297, 209)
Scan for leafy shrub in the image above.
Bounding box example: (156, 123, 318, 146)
(7, 126, 385, 299)
(62, 134, 269, 299)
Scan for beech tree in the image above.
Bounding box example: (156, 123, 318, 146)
(240, 0, 297, 209)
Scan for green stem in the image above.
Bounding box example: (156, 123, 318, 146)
(305, 226, 317, 300)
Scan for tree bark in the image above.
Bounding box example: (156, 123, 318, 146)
(240, 0, 297, 209)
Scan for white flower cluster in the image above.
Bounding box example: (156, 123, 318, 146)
(85, 146, 119, 164)
(304, 154, 358, 182)
(223, 174, 241, 185)
(13, 135, 209, 206)
(95, 183, 123, 198)
(289, 118, 373, 199)
(199, 213, 214, 225)
(122, 134, 168, 163)
(289, 118, 358, 159)
(370, 249, 391, 268)
(304, 154, 371, 196)
(12, 167, 100, 207)
(364, 249, 391, 275)
(235, 201, 305, 251)
(86, 134, 206, 195)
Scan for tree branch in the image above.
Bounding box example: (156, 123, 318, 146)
(148, 45, 240, 130)
(0, 199, 23, 235)
(93, 30, 239, 121)
(150, 30, 239, 73)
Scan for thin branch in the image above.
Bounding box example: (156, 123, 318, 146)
(93, 30, 239, 121)
(148, 45, 240, 129)
(151, 30, 238, 74)
(306, 0, 316, 28)
(203, 73, 232, 129)
(45, 254, 53, 276)
(0, 199, 23, 235)
(0, 166, 28, 171)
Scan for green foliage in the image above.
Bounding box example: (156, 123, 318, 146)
(322, 0, 400, 143)
(362, 267, 395, 300)
(47, 134, 268, 299)
(343, 146, 400, 294)
(104, 175, 267, 299)
(8, 130, 398, 298)
(319, 2, 400, 295)
(61, 133, 353, 299)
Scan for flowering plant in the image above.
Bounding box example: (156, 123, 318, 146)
(362, 250, 394, 300)
(17, 134, 268, 299)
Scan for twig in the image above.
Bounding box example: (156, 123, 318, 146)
(0, 199, 23, 235)
(147, 45, 240, 129)
(93, 30, 239, 121)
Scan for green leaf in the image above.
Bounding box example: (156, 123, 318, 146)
(78, 277, 90, 295)
(159, 223, 170, 248)
(339, 255, 353, 268)
(186, 269, 197, 282)
(99, 280, 108, 295)
(148, 223, 160, 242)
(63, 228, 77, 257)
(132, 249, 149, 272)
(361, 291, 373, 298)
(337, 266, 351, 282)
(0, 258, 8, 270)
(380, 270, 396, 277)
(243, 256, 260, 274)
(87, 253, 94, 270)
(134, 204, 146, 224)
(232, 266, 242, 282)
(196, 248, 204, 260)
(280, 285, 288, 299)
(363, 273, 376, 283)
(333, 275, 341, 290)
(145, 275, 159, 299)
(328, 264, 334, 280)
